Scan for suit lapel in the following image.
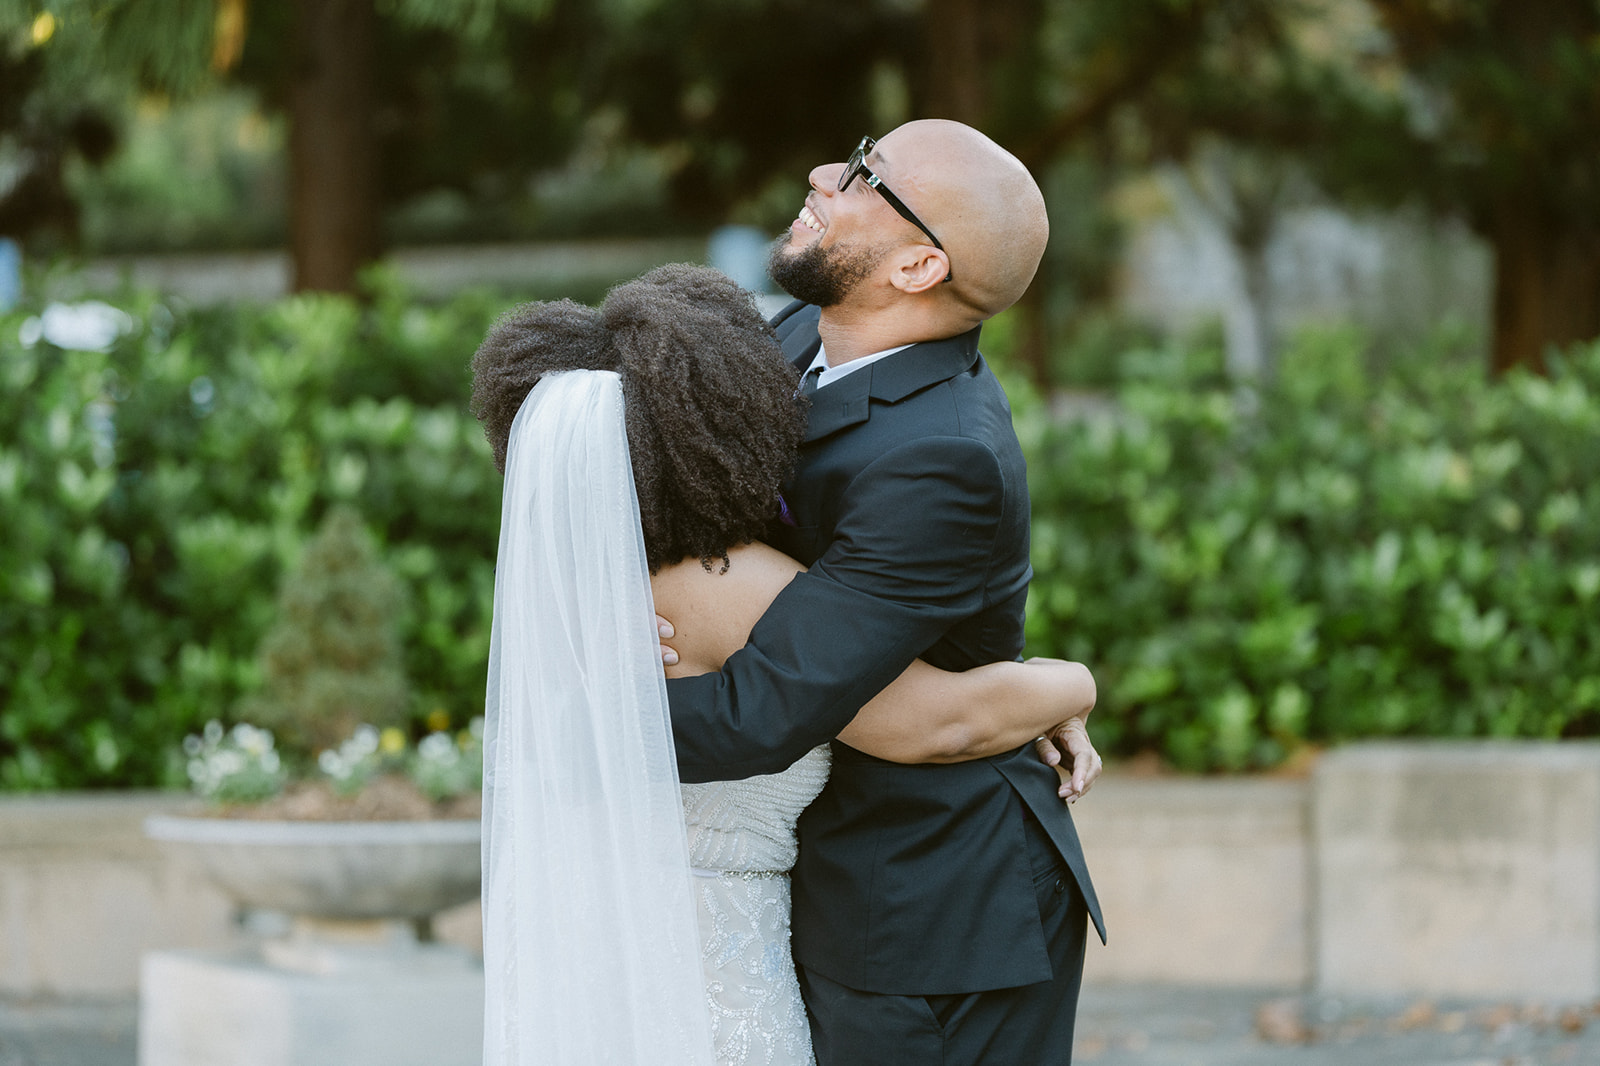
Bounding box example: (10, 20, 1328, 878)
(802, 369, 873, 442)
(865, 325, 982, 404)
(791, 321, 985, 444)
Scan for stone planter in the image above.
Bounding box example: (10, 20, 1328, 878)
(143, 815, 480, 923)
(139, 816, 484, 1066)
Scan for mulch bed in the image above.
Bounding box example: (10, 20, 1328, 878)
(208, 774, 481, 822)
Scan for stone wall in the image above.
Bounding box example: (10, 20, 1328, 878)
(1073, 778, 1311, 987)
(3, 741, 1597, 1000)
(0, 793, 236, 996)
(1313, 742, 1600, 1001)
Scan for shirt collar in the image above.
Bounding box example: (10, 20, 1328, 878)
(803, 343, 914, 391)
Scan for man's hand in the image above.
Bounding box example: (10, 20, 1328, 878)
(1032, 716, 1102, 803)
(655, 614, 679, 667)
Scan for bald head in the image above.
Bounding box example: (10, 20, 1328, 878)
(875, 120, 1049, 318)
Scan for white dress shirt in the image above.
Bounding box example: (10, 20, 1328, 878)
(802, 343, 914, 391)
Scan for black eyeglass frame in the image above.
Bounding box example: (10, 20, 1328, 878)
(839, 135, 952, 283)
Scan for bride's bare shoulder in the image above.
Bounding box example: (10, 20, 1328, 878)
(651, 542, 803, 602)
(651, 543, 804, 677)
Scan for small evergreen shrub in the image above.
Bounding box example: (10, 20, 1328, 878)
(241, 507, 410, 756)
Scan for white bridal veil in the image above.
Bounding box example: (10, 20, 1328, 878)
(482, 370, 715, 1065)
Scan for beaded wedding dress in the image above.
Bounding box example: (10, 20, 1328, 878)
(683, 745, 832, 1066)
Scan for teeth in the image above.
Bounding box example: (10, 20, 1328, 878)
(798, 205, 825, 233)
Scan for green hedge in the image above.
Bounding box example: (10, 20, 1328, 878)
(5, 284, 1598, 788)
(1, 279, 507, 790)
(1022, 330, 1600, 771)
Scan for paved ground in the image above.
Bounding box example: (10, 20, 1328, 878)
(1072, 986, 1600, 1065)
(3, 985, 1597, 1065)
(0, 999, 136, 1066)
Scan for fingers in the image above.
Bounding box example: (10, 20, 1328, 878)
(1056, 718, 1103, 801)
(1055, 731, 1082, 801)
(1053, 763, 1074, 801)
(1033, 735, 1061, 767)
(1071, 751, 1102, 795)
(656, 615, 678, 667)
(1070, 752, 1097, 797)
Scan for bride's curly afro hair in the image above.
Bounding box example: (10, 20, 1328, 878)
(469, 263, 805, 573)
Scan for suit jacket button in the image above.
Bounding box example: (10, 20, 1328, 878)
(1054, 878, 1066, 895)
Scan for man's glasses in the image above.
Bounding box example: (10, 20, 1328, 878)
(839, 135, 952, 282)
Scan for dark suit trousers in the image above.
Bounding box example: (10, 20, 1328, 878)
(798, 813, 1089, 1066)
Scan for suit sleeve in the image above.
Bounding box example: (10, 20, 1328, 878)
(668, 435, 1007, 782)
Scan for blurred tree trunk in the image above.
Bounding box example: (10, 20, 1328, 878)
(922, 0, 988, 121)
(1488, 209, 1600, 376)
(922, 0, 1054, 385)
(288, 0, 378, 293)
(1365, 0, 1600, 374)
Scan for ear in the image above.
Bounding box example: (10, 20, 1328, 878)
(888, 246, 952, 295)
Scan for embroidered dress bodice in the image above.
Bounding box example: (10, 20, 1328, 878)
(681, 745, 831, 1066)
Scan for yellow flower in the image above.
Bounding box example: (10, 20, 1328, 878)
(31, 12, 56, 46)
(379, 727, 407, 755)
(425, 707, 451, 733)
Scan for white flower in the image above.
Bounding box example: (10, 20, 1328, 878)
(349, 724, 380, 758)
(232, 723, 275, 757)
(38, 301, 134, 352)
(418, 732, 455, 761)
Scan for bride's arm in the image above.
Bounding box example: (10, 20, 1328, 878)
(653, 544, 1098, 784)
(836, 657, 1094, 765)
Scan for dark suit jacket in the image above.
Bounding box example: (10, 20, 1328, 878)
(667, 301, 1104, 996)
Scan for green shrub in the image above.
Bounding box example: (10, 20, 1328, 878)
(1, 283, 503, 791)
(242, 506, 410, 757)
(1023, 328, 1600, 771)
(6, 277, 1597, 788)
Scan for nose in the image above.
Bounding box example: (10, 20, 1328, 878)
(809, 161, 846, 194)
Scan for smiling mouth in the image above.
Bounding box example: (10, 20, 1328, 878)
(796, 205, 825, 234)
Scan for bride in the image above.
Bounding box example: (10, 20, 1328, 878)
(470, 265, 1098, 1066)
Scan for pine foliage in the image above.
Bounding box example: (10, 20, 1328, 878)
(243, 506, 410, 757)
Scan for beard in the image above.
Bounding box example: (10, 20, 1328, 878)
(767, 236, 882, 307)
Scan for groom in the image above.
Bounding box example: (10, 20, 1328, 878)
(664, 120, 1104, 1065)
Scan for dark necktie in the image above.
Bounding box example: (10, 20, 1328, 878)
(798, 365, 824, 399)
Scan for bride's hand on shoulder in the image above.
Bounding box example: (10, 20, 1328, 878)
(654, 614, 679, 667)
